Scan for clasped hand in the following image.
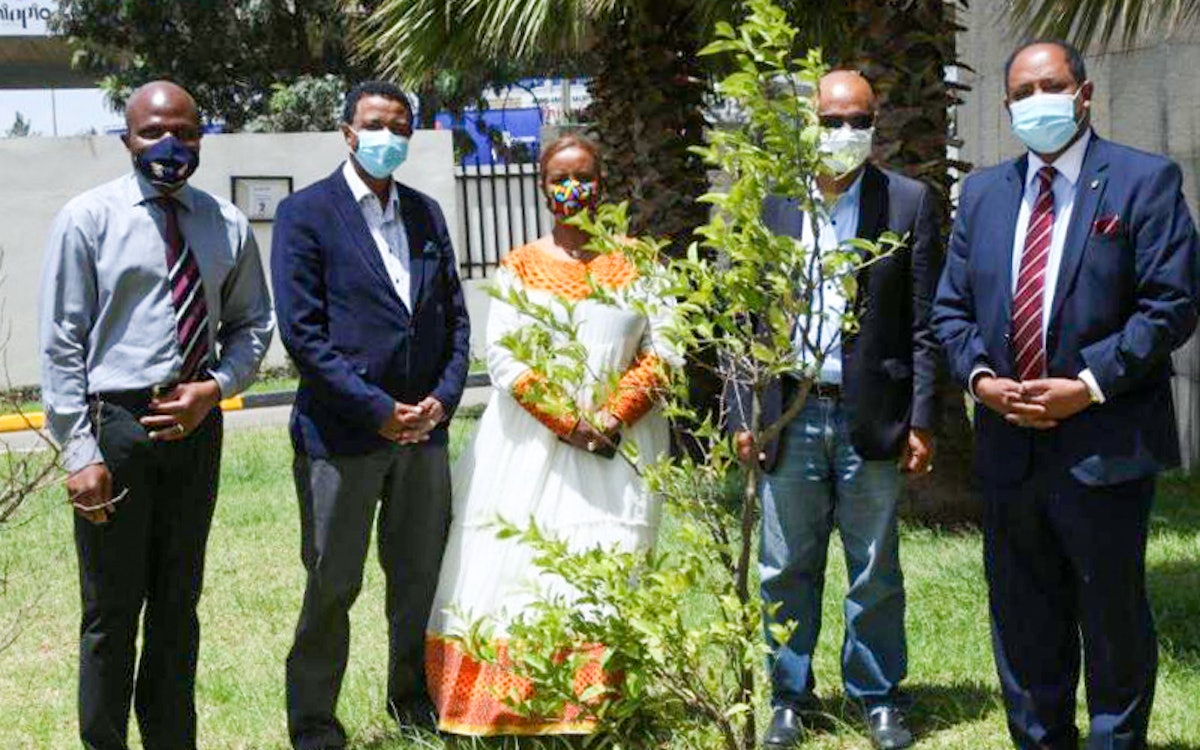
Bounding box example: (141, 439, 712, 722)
(974, 375, 1092, 429)
(139, 380, 223, 441)
(378, 396, 444, 444)
(561, 411, 622, 454)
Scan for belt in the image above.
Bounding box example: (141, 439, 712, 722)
(811, 381, 841, 399)
(784, 375, 841, 400)
(90, 379, 202, 410)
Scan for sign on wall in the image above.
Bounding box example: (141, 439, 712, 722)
(0, 1, 55, 37)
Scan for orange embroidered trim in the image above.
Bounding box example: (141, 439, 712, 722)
(512, 370, 578, 437)
(604, 353, 667, 427)
(425, 634, 607, 736)
(500, 243, 638, 300)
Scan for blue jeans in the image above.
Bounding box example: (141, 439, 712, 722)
(760, 396, 907, 708)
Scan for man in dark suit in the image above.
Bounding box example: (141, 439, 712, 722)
(271, 81, 470, 750)
(730, 70, 941, 750)
(933, 40, 1199, 750)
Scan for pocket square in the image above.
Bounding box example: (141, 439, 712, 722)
(421, 239, 439, 256)
(1092, 215, 1121, 236)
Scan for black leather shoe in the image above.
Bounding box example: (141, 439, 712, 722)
(865, 705, 914, 749)
(763, 705, 805, 749)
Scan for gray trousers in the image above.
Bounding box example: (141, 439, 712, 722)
(285, 443, 451, 750)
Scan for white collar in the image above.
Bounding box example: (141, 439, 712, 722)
(342, 160, 397, 217)
(1026, 128, 1092, 189)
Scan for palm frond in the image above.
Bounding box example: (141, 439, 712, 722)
(347, 0, 734, 87)
(1008, 0, 1200, 51)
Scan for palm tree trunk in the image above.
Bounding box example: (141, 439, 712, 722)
(836, 0, 980, 523)
(585, 3, 712, 254)
(586, 3, 727, 456)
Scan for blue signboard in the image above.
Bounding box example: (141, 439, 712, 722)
(435, 107, 543, 166)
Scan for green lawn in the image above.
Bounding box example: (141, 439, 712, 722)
(1, 419, 1198, 749)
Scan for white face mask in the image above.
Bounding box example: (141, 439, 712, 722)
(818, 126, 874, 177)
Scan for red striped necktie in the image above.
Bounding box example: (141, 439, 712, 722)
(157, 197, 210, 381)
(1012, 166, 1056, 382)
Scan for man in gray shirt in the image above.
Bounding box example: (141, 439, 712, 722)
(39, 80, 273, 750)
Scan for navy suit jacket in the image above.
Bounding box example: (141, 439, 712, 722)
(728, 164, 943, 468)
(271, 168, 471, 457)
(933, 134, 1199, 487)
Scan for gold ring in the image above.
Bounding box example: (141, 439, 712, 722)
(174, 424, 185, 436)
(586, 440, 597, 452)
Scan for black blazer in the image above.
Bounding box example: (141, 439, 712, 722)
(728, 164, 942, 469)
(271, 168, 471, 458)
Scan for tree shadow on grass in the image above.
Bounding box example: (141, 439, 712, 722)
(903, 680, 1005, 737)
(353, 728, 593, 750)
(1152, 471, 1200, 536)
(1148, 557, 1200, 670)
(1147, 472, 1200, 673)
(798, 679, 1003, 745)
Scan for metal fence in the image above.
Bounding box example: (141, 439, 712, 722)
(455, 157, 553, 279)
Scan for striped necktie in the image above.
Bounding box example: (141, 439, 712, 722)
(157, 197, 210, 381)
(1012, 166, 1056, 382)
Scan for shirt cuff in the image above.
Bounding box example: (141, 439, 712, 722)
(968, 365, 997, 402)
(1078, 369, 1106, 404)
(207, 365, 235, 400)
(63, 433, 104, 474)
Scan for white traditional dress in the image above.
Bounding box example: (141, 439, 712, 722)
(425, 243, 679, 735)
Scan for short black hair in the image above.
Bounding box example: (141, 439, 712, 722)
(342, 81, 412, 125)
(1003, 39, 1088, 92)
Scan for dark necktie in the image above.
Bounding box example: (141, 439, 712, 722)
(1012, 166, 1056, 382)
(157, 197, 210, 381)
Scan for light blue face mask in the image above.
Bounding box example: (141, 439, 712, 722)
(352, 128, 409, 178)
(1008, 89, 1082, 155)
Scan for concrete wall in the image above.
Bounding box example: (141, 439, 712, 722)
(956, 4, 1200, 468)
(0, 129, 459, 387)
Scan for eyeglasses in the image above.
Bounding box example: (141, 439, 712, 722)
(818, 114, 875, 130)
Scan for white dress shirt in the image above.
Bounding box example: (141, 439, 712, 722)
(1011, 129, 1090, 338)
(970, 130, 1104, 402)
(342, 160, 412, 311)
(794, 172, 864, 384)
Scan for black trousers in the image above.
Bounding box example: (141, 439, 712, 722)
(75, 393, 222, 750)
(983, 463, 1157, 750)
(285, 444, 451, 750)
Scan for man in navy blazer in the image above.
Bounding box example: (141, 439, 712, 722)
(271, 81, 470, 750)
(933, 41, 1198, 750)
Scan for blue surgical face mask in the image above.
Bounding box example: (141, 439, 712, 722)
(352, 128, 409, 179)
(1008, 89, 1083, 155)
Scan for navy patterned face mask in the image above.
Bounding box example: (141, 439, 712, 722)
(134, 136, 200, 192)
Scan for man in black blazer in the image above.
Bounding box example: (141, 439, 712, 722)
(271, 81, 470, 750)
(729, 71, 941, 750)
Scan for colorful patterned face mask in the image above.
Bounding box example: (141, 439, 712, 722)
(547, 177, 599, 220)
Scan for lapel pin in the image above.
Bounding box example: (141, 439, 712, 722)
(1090, 179, 1100, 190)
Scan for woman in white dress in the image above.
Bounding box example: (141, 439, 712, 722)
(424, 135, 680, 736)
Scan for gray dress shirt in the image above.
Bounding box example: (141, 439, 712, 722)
(40, 171, 275, 472)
